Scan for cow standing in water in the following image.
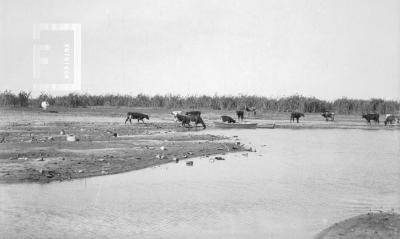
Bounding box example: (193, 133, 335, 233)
(125, 112, 150, 124)
(236, 111, 244, 121)
(321, 112, 335, 121)
(290, 112, 305, 123)
(221, 115, 236, 123)
(362, 113, 379, 124)
(384, 114, 399, 125)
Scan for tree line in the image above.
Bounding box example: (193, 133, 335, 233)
(0, 90, 399, 114)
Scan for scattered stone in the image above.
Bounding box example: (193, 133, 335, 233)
(101, 170, 108, 175)
(217, 147, 224, 150)
(183, 154, 188, 158)
(113, 133, 118, 137)
(187, 152, 193, 155)
(97, 158, 105, 162)
(78, 170, 84, 173)
(173, 157, 179, 163)
(215, 156, 225, 160)
(160, 146, 166, 151)
(36, 157, 44, 161)
(48, 136, 54, 141)
(18, 157, 28, 160)
(232, 145, 239, 150)
(186, 161, 193, 166)
(156, 154, 161, 159)
(60, 130, 65, 135)
(135, 157, 142, 160)
(66, 134, 77, 142)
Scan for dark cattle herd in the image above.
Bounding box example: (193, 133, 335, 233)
(123, 108, 399, 128)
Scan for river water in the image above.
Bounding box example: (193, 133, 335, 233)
(1, 129, 399, 238)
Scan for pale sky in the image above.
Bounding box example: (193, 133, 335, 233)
(1, 0, 399, 100)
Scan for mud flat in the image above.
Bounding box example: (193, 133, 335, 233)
(1, 107, 398, 183)
(315, 212, 400, 239)
(0, 107, 246, 183)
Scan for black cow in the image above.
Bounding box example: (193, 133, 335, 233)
(221, 115, 236, 123)
(321, 112, 335, 121)
(176, 114, 206, 129)
(245, 106, 256, 116)
(186, 111, 201, 117)
(236, 110, 244, 121)
(176, 114, 191, 128)
(384, 114, 398, 125)
(125, 112, 149, 124)
(362, 113, 379, 124)
(290, 112, 305, 123)
(189, 115, 206, 129)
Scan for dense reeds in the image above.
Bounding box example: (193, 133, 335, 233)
(0, 90, 399, 114)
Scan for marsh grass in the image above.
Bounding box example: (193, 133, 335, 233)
(0, 90, 399, 114)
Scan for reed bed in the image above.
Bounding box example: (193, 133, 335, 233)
(0, 90, 399, 114)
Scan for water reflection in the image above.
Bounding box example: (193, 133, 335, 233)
(1, 129, 399, 238)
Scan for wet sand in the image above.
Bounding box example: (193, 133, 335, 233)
(315, 212, 400, 239)
(0, 107, 247, 183)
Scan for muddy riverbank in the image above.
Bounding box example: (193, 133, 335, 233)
(315, 212, 400, 239)
(1, 106, 398, 183)
(0, 107, 247, 183)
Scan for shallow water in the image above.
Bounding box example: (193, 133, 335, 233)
(1, 129, 399, 238)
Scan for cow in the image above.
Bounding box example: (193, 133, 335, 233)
(221, 115, 236, 123)
(236, 110, 244, 121)
(175, 114, 192, 128)
(321, 112, 335, 121)
(189, 115, 206, 129)
(41, 101, 49, 110)
(245, 106, 256, 116)
(125, 112, 149, 124)
(362, 113, 379, 124)
(171, 111, 183, 122)
(290, 112, 305, 123)
(186, 111, 201, 117)
(384, 114, 398, 125)
(176, 114, 206, 129)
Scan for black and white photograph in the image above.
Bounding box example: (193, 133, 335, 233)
(0, 0, 399, 238)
